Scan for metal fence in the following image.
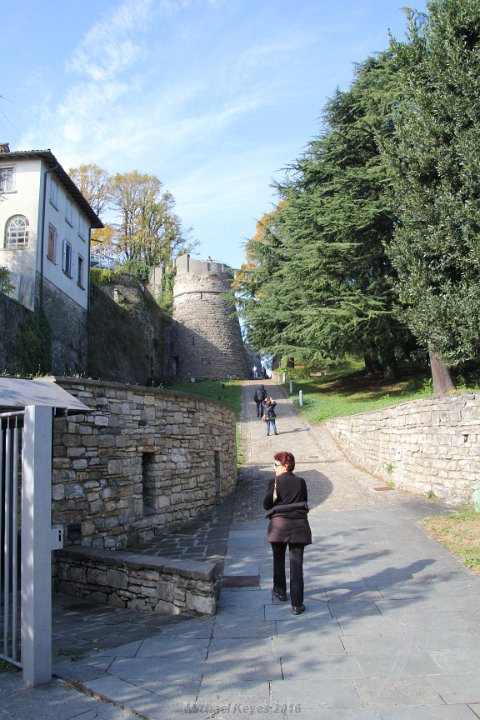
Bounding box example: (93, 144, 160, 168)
(1, 405, 59, 686)
(1, 411, 23, 667)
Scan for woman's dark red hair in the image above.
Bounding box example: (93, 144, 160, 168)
(274, 451, 295, 472)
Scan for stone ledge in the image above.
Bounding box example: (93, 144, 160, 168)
(54, 547, 220, 616)
(59, 546, 218, 580)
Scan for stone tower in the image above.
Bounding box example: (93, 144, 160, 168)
(172, 254, 249, 381)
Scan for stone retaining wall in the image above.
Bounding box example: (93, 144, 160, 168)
(53, 378, 237, 550)
(54, 547, 219, 616)
(326, 392, 480, 504)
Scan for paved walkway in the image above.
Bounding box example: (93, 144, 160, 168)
(1, 381, 480, 719)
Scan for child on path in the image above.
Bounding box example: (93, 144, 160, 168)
(263, 396, 278, 435)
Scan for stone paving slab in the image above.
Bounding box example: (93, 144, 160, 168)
(0, 675, 137, 720)
(379, 706, 479, 720)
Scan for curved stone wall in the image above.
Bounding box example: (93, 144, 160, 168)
(326, 392, 480, 504)
(52, 378, 237, 550)
(172, 254, 249, 381)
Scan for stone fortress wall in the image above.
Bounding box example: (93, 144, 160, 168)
(2, 253, 249, 385)
(172, 254, 249, 381)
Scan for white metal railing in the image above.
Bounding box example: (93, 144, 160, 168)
(1, 411, 23, 668)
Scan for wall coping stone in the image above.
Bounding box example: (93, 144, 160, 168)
(55, 376, 236, 415)
(56, 546, 219, 581)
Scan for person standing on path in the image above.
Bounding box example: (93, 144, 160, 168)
(263, 396, 278, 435)
(263, 451, 311, 615)
(253, 384, 267, 418)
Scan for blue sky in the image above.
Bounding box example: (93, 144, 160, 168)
(2, 0, 425, 270)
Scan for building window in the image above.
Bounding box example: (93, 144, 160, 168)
(0, 167, 14, 193)
(47, 224, 57, 262)
(65, 197, 73, 226)
(5, 215, 29, 248)
(78, 215, 87, 241)
(77, 255, 84, 288)
(50, 178, 58, 208)
(62, 239, 72, 277)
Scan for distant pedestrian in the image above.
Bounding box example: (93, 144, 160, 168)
(263, 451, 311, 615)
(263, 396, 278, 435)
(252, 364, 258, 379)
(254, 384, 267, 418)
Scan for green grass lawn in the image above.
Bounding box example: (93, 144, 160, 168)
(165, 380, 243, 418)
(284, 365, 436, 423)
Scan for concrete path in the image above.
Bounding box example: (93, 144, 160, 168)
(1, 381, 480, 720)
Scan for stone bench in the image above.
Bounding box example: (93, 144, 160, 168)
(53, 546, 220, 616)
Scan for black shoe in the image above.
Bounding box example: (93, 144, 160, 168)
(291, 605, 305, 615)
(272, 589, 288, 602)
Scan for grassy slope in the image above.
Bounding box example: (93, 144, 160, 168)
(286, 365, 433, 423)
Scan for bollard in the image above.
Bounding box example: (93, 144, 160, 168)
(282, 372, 286, 384)
(299, 390, 303, 406)
(289, 380, 293, 394)
(473, 484, 480, 513)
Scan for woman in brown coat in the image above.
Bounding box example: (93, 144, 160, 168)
(263, 451, 311, 615)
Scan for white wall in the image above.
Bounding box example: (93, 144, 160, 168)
(0, 156, 90, 311)
(0, 158, 42, 309)
(40, 169, 90, 310)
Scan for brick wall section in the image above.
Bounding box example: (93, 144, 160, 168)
(53, 378, 237, 550)
(326, 393, 480, 504)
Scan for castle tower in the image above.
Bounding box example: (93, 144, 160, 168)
(172, 254, 249, 381)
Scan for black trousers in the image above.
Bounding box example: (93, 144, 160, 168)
(255, 400, 263, 417)
(271, 542, 305, 607)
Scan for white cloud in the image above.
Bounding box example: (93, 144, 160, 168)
(66, 0, 155, 81)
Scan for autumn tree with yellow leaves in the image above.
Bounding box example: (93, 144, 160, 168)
(68, 164, 196, 302)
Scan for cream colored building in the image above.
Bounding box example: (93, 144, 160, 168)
(0, 144, 102, 311)
(0, 144, 103, 373)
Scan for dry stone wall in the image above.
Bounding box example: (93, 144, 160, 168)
(326, 392, 480, 504)
(52, 378, 237, 550)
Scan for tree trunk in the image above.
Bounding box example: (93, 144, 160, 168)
(429, 349, 455, 395)
(363, 346, 379, 375)
(381, 351, 400, 380)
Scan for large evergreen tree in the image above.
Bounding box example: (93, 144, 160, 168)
(237, 53, 412, 377)
(383, 0, 480, 392)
